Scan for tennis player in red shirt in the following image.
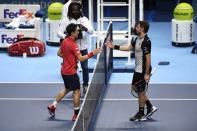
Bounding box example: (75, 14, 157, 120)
(47, 23, 101, 121)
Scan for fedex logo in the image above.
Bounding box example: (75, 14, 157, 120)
(3, 9, 27, 19)
(1, 34, 24, 44)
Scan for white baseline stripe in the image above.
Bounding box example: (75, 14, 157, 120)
(0, 98, 74, 101)
(0, 98, 197, 101)
(1, 82, 197, 84)
(109, 82, 197, 84)
(104, 98, 197, 101)
(0, 82, 64, 84)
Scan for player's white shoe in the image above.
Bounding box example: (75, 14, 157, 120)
(146, 106, 157, 118)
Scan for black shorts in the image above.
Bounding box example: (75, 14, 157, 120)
(61, 74, 80, 91)
(131, 72, 145, 93)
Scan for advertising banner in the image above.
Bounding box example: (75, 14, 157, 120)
(0, 29, 38, 48)
(0, 4, 40, 22)
(0, 0, 64, 19)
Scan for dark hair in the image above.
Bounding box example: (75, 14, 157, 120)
(137, 21, 149, 33)
(67, 2, 83, 19)
(66, 23, 78, 36)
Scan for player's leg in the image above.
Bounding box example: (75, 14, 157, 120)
(139, 92, 146, 115)
(130, 72, 146, 121)
(47, 74, 70, 117)
(70, 74, 81, 121)
(145, 95, 157, 118)
(47, 88, 70, 117)
(55, 88, 67, 102)
(72, 89, 80, 121)
(130, 92, 146, 121)
(129, 94, 147, 121)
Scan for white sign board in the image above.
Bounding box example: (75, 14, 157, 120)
(0, 28, 38, 48)
(172, 19, 195, 43)
(0, 4, 40, 22)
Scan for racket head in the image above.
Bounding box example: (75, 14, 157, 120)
(131, 80, 148, 98)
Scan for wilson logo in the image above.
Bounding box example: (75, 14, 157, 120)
(29, 47, 39, 54)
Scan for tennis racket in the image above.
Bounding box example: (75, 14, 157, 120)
(131, 66, 158, 98)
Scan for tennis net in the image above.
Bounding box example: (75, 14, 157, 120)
(71, 21, 113, 131)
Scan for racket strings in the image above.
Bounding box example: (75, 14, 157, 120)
(135, 80, 146, 89)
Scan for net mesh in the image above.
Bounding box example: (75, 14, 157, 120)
(71, 21, 113, 131)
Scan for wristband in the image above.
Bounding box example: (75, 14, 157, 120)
(114, 45, 120, 50)
(87, 52, 94, 58)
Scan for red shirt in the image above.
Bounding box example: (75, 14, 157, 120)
(60, 36, 81, 75)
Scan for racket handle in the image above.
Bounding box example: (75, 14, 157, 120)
(150, 66, 158, 76)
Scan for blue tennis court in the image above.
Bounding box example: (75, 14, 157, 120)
(0, 83, 197, 131)
(93, 84, 197, 131)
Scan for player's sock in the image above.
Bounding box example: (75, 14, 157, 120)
(72, 107, 80, 121)
(74, 107, 80, 115)
(139, 107, 144, 114)
(146, 99, 152, 108)
(52, 101, 58, 107)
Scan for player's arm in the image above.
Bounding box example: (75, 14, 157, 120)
(144, 54, 151, 81)
(145, 54, 151, 75)
(57, 48, 63, 58)
(144, 40, 151, 76)
(143, 40, 151, 81)
(77, 48, 101, 62)
(105, 41, 133, 51)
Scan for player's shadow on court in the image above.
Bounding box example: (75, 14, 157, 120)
(45, 117, 74, 130)
(132, 118, 158, 124)
(145, 118, 158, 122)
(46, 117, 72, 122)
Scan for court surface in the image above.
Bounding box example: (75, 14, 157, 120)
(93, 84, 197, 131)
(0, 83, 75, 131)
(0, 83, 197, 131)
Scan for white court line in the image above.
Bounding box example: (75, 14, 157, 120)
(0, 98, 74, 101)
(109, 82, 197, 84)
(1, 82, 197, 84)
(149, 82, 197, 85)
(104, 98, 197, 101)
(0, 82, 64, 84)
(0, 98, 197, 101)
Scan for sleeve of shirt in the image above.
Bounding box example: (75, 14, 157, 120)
(80, 17, 94, 34)
(131, 36, 137, 49)
(71, 42, 81, 57)
(142, 39, 151, 55)
(57, 18, 68, 39)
